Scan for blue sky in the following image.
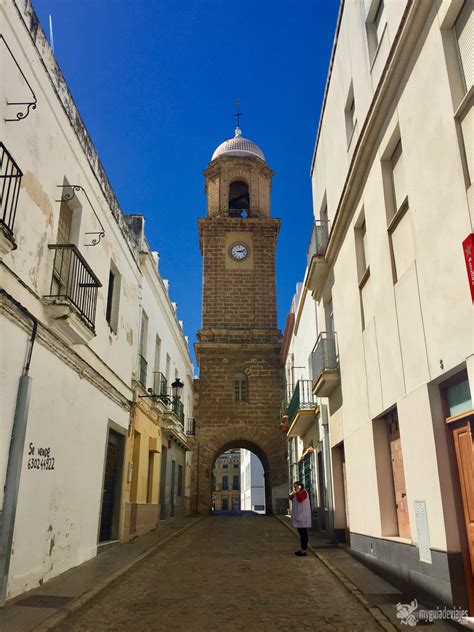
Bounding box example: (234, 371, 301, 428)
(33, 0, 339, 369)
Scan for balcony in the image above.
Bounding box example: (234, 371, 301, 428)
(138, 354, 148, 388)
(169, 397, 184, 427)
(43, 244, 101, 344)
(305, 220, 330, 300)
(152, 371, 168, 400)
(185, 417, 196, 436)
(311, 332, 340, 397)
(0, 143, 22, 257)
(286, 380, 319, 438)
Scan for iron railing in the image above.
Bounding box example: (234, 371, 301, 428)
(170, 397, 184, 427)
(153, 371, 168, 399)
(45, 244, 101, 329)
(311, 332, 338, 384)
(307, 220, 330, 267)
(287, 380, 317, 426)
(186, 417, 196, 436)
(0, 143, 22, 236)
(139, 354, 148, 387)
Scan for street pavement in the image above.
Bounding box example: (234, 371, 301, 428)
(52, 514, 381, 631)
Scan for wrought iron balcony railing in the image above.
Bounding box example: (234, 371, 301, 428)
(186, 417, 196, 436)
(139, 354, 148, 388)
(0, 143, 22, 237)
(307, 220, 330, 267)
(153, 371, 168, 400)
(287, 380, 317, 426)
(45, 244, 101, 329)
(169, 397, 184, 427)
(311, 332, 338, 382)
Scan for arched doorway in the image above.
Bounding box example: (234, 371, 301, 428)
(211, 447, 267, 514)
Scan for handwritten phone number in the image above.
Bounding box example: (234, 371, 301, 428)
(27, 457, 55, 471)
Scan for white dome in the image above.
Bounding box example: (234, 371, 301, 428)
(211, 128, 265, 161)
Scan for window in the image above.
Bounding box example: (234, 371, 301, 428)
(165, 353, 171, 385)
(344, 83, 357, 146)
(222, 464, 229, 469)
(233, 463, 239, 469)
(382, 134, 414, 283)
(139, 310, 148, 387)
(154, 335, 161, 374)
(367, 0, 387, 64)
(390, 140, 407, 215)
(355, 214, 372, 330)
(105, 262, 121, 333)
(222, 476, 228, 490)
(232, 475, 240, 491)
(454, 1, 473, 93)
(453, 2, 474, 186)
(234, 374, 248, 403)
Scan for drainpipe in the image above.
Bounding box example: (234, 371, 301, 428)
(0, 292, 37, 606)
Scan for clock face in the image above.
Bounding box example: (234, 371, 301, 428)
(230, 243, 249, 261)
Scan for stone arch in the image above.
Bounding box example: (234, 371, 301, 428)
(192, 423, 287, 517)
(212, 439, 271, 514)
(228, 179, 250, 216)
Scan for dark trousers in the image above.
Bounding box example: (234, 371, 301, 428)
(297, 527, 308, 550)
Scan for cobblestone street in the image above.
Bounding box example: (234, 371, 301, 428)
(53, 515, 381, 631)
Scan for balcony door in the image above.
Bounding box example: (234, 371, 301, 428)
(53, 201, 73, 294)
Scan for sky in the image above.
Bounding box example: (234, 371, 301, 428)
(33, 0, 340, 369)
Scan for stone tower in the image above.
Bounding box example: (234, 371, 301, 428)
(192, 127, 287, 515)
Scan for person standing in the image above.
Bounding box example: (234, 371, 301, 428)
(289, 481, 311, 556)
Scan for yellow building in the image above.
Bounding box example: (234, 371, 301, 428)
(212, 450, 241, 511)
(120, 397, 162, 541)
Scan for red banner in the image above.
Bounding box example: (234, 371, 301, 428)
(462, 233, 474, 303)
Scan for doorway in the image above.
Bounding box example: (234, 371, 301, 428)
(160, 445, 167, 520)
(441, 373, 474, 614)
(317, 451, 326, 530)
(99, 429, 124, 542)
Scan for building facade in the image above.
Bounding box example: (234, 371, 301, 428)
(280, 283, 335, 534)
(212, 450, 241, 511)
(192, 128, 287, 515)
(302, 0, 473, 612)
(0, 0, 193, 602)
(240, 449, 265, 513)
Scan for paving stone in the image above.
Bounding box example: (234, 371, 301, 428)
(54, 516, 381, 631)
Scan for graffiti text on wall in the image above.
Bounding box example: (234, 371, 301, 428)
(27, 443, 55, 471)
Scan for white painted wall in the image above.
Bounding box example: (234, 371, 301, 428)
(240, 450, 265, 513)
(308, 0, 473, 564)
(0, 0, 193, 600)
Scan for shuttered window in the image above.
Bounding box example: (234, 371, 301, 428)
(455, 1, 473, 92)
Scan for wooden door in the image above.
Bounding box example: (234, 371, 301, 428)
(388, 412, 411, 539)
(451, 418, 474, 610)
(99, 432, 120, 542)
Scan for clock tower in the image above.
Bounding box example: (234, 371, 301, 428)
(192, 126, 287, 515)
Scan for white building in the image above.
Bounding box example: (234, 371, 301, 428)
(302, 0, 473, 613)
(280, 282, 335, 533)
(240, 449, 265, 513)
(0, 0, 193, 602)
